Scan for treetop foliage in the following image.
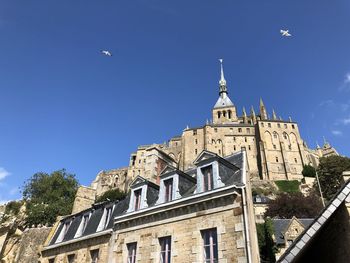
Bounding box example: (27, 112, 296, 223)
(22, 169, 79, 226)
(265, 192, 323, 219)
(302, 164, 316, 178)
(314, 155, 350, 201)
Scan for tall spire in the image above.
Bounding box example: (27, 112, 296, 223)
(218, 59, 227, 95)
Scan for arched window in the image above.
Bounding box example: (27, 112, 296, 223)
(228, 110, 232, 119)
(276, 157, 279, 162)
(223, 111, 226, 117)
(273, 132, 278, 139)
(218, 111, 221, 118)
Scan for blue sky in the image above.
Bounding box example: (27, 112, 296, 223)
(0, 0, 350, 203)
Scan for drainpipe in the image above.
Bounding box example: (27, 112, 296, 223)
(108, 230, 116, 262)
(241, 148, 252, 263)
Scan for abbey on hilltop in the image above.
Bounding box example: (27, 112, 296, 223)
(38, 61, 340, 263)
(82, 59, 338, 204)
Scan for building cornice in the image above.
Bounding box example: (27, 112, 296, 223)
(42, 229, 112, 251)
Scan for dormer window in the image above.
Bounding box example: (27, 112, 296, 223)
(56, 219, 72, 243)
(103, 206, 113, 229)
(164, 178, 173, 202)
(96, 205, 115, 232)
(75, 213, 91, 238)
(134, 189, 142, 211)
(202, 166, 213, 191)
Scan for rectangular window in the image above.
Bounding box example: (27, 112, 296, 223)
(214, 128, 217, 133)
(248, 145, 251, 150)
(202, 228, 218, 263)
(159, 236, 171, 263)
(284, 123, 287, 128)
(273, 144, 277, 150)
(48, 258, 55, 263)
(261, 122, 264, 127)
(245, 137, 247, 142)
(193, 129, 197, 135)
(134, 189, 142, 211)
(202, 166, 213, 191)
(67, 254, 75, 263)
(238, 128, 242, 133)
(90, 249, 99, 263)
(164, 178, 173, 202)
(277, 123, 281, 128)
(234, 145, 236, 151)
(195, 149, 198, 155)
(268, 123, 271, 127)
(127, 243, 137, 263)
(292, 124, 295, 129)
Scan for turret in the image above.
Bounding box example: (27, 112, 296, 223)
(272, 109, 277, 120)
(251, 106, 257, 123)
(259, 98, 268, 120)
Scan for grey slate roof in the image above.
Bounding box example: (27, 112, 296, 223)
(49, 197, 129, 245)
(214, 94, 234, 109)
(272, 218, 314, 245)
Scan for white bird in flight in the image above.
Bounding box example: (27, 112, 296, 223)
(101, 50, 112, 56)
(280, 29, 291, 37)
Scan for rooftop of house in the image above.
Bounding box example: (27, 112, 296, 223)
(45, 150, 245, 249)
(272, 218, 314, 245)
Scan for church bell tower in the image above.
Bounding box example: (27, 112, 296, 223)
(212, 59, 237, 124)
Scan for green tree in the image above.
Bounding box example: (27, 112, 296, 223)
(95, 188, 127, 203)
(257, 219, 277, 263)
(314, 155, 350, 201)
(302, 164, 316, 177)
(22, 169, 79, 226)
(265, 192, 323, 219)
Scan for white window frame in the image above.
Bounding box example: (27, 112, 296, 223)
(202, 228, 218, 263)
(156, 174, 181, 205)
(74, 212, 91, 238)
(96, 205, 115, 232)
(159, 236, 171, 263)
(127, 185, 148, 213)
(55, 219, 72, 243)
(195, 161, 224, 194)
(127, 242, 137, 263)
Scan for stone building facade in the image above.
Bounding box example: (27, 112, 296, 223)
(41, 150, 260, 263)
